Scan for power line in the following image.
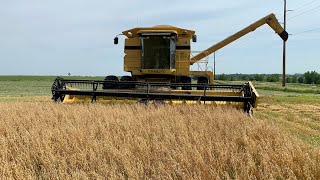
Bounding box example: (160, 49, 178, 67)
(291, 0, 319, 11)
(293, 27, 320, 35)
(288, 4, 320, 20)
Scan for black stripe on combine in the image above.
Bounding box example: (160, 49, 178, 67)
(125, 46, 190, 50)
(176, 46, 190, 50)
(125, 46, 141, 50)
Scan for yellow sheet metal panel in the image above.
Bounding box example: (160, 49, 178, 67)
(124, 62, 140, 72)
(175, 68, 189, 75)
(124, 38, 141, 72)
(125, 37, 141, 46)
(248, 81, 259, 108)
(175, 57, 190, 75)
(140, 69, 176, 75)
(176, 50, 191, 59)
(124, 50, 141, 56)
(138, 30, 178, 34)
(124, 51, 141, 71)
(175, 37, 191, 76)
(124, 50, 141, 57)
(124, 60, 140, 66)
(176, 38, 190, 46)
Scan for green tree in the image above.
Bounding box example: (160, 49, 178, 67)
(291, 76, 297, 83)
(286, 77, 292, 83)
(267, 74, 279, 82)
(254, 74, 264, 81)
(304, 71, 319, 84)
(241, 75, 249, 81)
(218, 74, 227, 81)
(298, 76, 304, 83)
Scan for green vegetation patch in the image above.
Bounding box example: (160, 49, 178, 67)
(256, 84, 320, 94)
(0, 75, 103, 81)
(0, 76, 105, 101)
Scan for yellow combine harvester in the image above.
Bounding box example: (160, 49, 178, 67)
(51, 13, 288, 113)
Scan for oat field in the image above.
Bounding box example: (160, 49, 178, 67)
(0, 103, 319, 179)
(0, 76, 320, 179)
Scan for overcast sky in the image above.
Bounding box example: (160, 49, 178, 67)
(0, 0, 319, 76)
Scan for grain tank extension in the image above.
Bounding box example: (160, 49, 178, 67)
(51, 13, 288, 113)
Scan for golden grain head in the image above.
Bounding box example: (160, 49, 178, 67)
(0, 102, 319, 179)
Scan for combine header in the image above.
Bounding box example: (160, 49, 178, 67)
(51, 13, 288, 113)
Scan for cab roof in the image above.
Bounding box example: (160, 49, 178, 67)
(122, 25, 195, 38)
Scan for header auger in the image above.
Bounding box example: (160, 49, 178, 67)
(51, 13, 288, 114)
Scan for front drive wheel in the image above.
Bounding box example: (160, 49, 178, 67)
(102, 75, 119, 89)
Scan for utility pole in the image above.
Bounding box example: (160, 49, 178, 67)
(214, 52, 216, 80)
(282, 0, 287, 87)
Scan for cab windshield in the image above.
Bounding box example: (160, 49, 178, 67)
(141, 36, 176, 69)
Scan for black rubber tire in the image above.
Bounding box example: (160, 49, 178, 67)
(197, 76, 209, 90)
(171, 77, 180, 90)
(180, 76, 192, 90)
(119, 76, 134, 89)
(102, 75, 119, 89)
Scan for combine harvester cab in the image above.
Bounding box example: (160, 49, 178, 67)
(51, 13, 287, 114)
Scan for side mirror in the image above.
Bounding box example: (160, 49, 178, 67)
(192, 35, 197, 42)
(114, 37, 119, 45)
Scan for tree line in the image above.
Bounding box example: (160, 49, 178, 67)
(215, 71, 320, 84)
